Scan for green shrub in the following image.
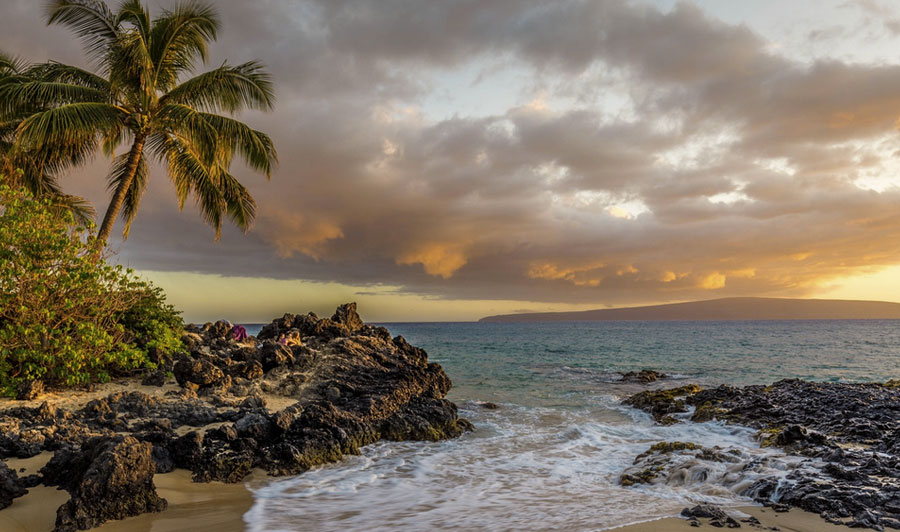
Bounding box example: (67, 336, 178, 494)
(118, 284, 184, 357)
(0, 184, 183, 395)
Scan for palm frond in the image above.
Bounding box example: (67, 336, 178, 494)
(163, 61, 274, 113)
(53, 193, 96, 226)
(162, 131, 260, 238)
(116, 0, 151, 44)
(27, 62, 111, 91)
(16, 102, 123, 148)
(108, 29, 154, 106)
(196, 112, 276, 177)
(0, 81, 107, 117)
(45, 0, 120, 63)
(219, 169, 256, 232)
(100, 121, 129, 156)
(154, 103, 218, 164)
(0, 52, 30, 76)
(150, 1, 219, 89)
(161, 132, 207, 209)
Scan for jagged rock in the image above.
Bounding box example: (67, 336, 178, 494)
(49, 436, 166, 531)
(180, 332, 204, 350)
(624, 385, 701, 424)
(140, 369, 167, 387)
(0, 303, 470, 525)
(681, 504, 729, 521)
(174, 357, 225, 387)
(15, 379, 44, 401)
(625, 379, 900, 531)
(312, 319, 350, 340)
(621, 369, 668, 384)
(235, 413, 274, 442)
(259, 342, 293, 372)
(205, 320, 232, 341)
(331, 302, 364, 332)
(0, 462, 26, 510)
(380, 398, 473, 441)
(774, 424, 826, 447)
(169, 432, 203, 470)
(229, 360, 264, 380)
(192, 440, 253, 483)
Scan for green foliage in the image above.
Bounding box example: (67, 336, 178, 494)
(118, 284, 183, 356)
(0, 184, 183, 395)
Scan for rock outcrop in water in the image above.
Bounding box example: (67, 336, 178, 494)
(0, 303, 471, 530)
(623, 379, 900, 530)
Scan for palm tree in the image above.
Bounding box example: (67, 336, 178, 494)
(1, 0, 277, 243)
(0, 52, 95, 224)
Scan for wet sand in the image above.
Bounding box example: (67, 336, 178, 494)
(96, 469, 256, 532)
(0, 465, 257, 532)
(2, 472, 865, 532)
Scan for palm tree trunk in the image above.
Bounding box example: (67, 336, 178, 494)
(97, 135, 146, 243)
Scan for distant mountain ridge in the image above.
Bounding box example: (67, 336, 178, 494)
(478, 297, 900, 323)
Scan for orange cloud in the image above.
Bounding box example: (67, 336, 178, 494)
(259, 212, 344, 260)
(528, 261, 606, 286)
(700, 272, 727, 290)
(397, 242, 469, 278)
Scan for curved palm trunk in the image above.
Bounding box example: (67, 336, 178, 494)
(97, 135, 146, 243)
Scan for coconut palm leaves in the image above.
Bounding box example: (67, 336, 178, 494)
(0, 52, 96, 224)
(1, 0, 276, 242)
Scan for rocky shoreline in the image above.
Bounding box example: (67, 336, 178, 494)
(622, 379, 900, 530)
(0, 303, 471, 531)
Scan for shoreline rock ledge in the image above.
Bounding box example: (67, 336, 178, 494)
(0, 303, 473, 531)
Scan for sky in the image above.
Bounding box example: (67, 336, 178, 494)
(4, 0, 900, 322)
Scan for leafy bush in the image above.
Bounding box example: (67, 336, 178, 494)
(118, 284, 184, 358)
(0, 184, 183, 395)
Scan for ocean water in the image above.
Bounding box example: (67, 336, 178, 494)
(241, 320, 900, 531)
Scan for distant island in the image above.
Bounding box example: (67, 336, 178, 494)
(479, 297, 900, 322)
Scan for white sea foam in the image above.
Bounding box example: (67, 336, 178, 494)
(243, 399, 811, 532)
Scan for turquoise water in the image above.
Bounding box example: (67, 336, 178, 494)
(244, 320, 900, 531)
(387, 320, 900, 406)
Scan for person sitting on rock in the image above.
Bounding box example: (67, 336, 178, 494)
(278, 329, 302, 347)
(231, 324, 249, 341)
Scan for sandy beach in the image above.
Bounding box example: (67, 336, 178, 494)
(2, 471, 863, 532)
(0, 448, 865, 532)
(0, 455, 257, 532)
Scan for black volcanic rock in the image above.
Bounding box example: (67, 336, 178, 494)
(48, 435, 166, 531)
(174, 357, 225, 387)
(0, 462, 26, 510)
(0, 303, 469, 526)
(623, 379, 900, 530)
(331, 302, 364, 332)
(621, 369, 668, 384)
